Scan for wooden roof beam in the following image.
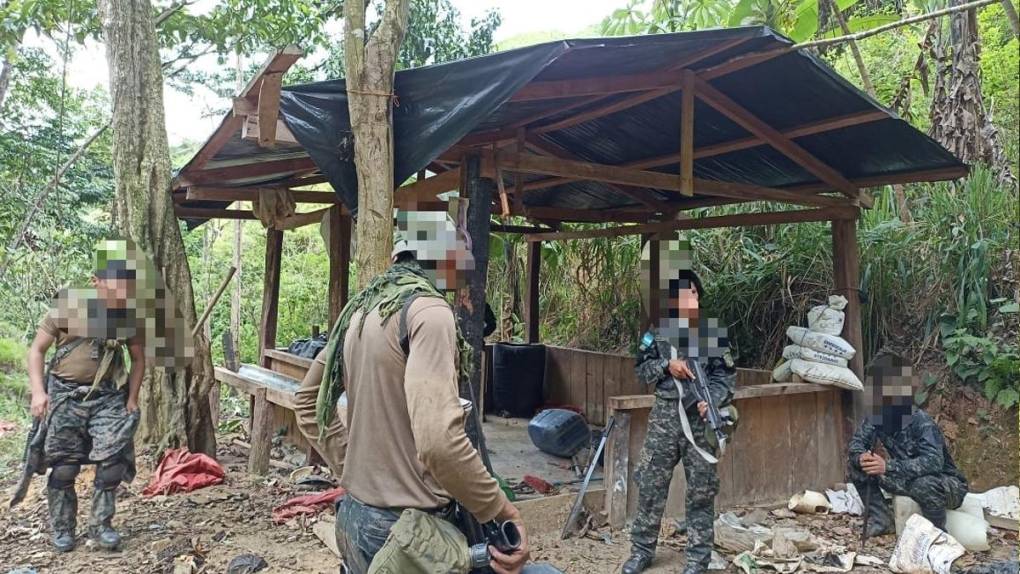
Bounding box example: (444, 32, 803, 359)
(181, 186, 339, 204)
(518, 109, 889, 192)
(525, 206, 858, 242)
(394, 167, 462, 205)
(181, 46, 303, 177)
(241, 115, 299, 146)
(785, 166, 969, 193)
(495, 151, 856, 209)
(521, 205, 658, 223)
(523, 134, 674, 213)
(182, 157, 318, 185)
(692, 75, 872, 208)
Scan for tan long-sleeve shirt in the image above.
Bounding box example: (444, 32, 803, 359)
(340, 296, 505, 522)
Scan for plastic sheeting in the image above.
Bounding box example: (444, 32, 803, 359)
(178, 26, 965, 222)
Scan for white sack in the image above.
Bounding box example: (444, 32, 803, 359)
(787, 326, 856, 360)
(807, 295, 848, 335)
(791, 359, 864, 391)
(772, 360, 793, 383)
(889, 514, 966, 574)
(783, 344, 849, 368)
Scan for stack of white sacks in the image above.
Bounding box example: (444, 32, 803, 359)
(772, 295, 864, 391)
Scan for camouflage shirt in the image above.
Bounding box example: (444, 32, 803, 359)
(848, 408, 967, 484)
(635, 329, 736, 408)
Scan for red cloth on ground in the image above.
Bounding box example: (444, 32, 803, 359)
(272, 487, 346, 524)
(142, 447, 225, 496)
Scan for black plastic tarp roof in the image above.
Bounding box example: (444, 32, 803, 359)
(180, 26, 965, 219)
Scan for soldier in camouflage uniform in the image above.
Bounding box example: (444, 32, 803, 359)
(623, 267, 736, 574)
(848, 352, 968, 536)
(26, 240, 146, 552)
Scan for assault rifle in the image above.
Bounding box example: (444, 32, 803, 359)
(687, 357, 730, 456)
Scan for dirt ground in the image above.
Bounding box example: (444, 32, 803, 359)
(2, 433, 1017, 574)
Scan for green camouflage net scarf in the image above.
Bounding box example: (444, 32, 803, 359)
(315, 262, 474, 434)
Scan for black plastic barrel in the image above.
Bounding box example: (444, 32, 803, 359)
(528, 408, 590, 458)
(491, 343, 546, 418)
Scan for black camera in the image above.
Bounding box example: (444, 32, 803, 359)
(468, 520, 522, 569)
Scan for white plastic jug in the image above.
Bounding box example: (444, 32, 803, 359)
(893, 496, 990, 551)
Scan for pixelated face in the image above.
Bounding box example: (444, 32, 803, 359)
(866, 359, 915, 431)
(91, 275, 135, 308)
(675, 281, 699, 317)
(396, 210, 475, 291)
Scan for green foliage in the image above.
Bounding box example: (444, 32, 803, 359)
(0, 338, 24, 373)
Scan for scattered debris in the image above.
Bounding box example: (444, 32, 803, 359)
(971, 485, 1020, 531)
(855, 555, 885, 567)
(523, 475, 555, 495)
(802, 551, 856, 573)
(733, 540, 802, 574)
(789, 491, 831, 514)
(143, 448, 226, 496)
(889, 514, 965, 574)
(6, 568, 37, 574)
(172, 554, 199, 574)
(773, 527, 818, 552)
(772, 508, 798, 519)
(708, 551, 728, 570)
(825, 484, 864, 516)
(271, 487, 345, 524)
(742, 508, 771, 526)
(715, 512, 774, 553)
(225, 553, 268, 574)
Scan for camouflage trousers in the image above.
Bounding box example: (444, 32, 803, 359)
(851, 469, 967, 533)
(631, 396, 719, 573)
(44, 376, 138, 536)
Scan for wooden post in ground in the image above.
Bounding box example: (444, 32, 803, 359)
(643, 234, 661, 330)
(679, 70, 695, 196)
(526, 240, 541, 343)
(247, 387, 273, 475)
(327, 205, 352, 325)
(259, 228, 284, 368)
(832, 215, 864, 431)
(457, 153, 495, 470)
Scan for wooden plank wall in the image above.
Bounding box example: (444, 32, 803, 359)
(543, 345, 772, 426)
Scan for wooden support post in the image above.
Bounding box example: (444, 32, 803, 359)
(327, 205, 351, 325)
(645, 234, 661, 330)
(247, 388, 273, 475)
(526, 240, 541, 343)
(259, 228, 284, 368)
(605, 410, 632, 529)
(679, 70, 695, 196)
(457, 154, 495, 470)
(832, 216, 864, 424)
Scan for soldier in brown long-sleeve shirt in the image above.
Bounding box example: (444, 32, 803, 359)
(327, 213, 531, 574)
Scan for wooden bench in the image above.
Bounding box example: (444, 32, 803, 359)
(215, 357, 315, 474)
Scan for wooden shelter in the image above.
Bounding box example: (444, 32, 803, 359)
(172, 28, 967, 520)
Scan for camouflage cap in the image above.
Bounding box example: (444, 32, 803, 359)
(94, 238, 140, 280)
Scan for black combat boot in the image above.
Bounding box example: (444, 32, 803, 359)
(88, 487, 121, 550)
(922, 507, 948, 532)
(621, 552, 653, 574)
(47, 487, 77, 552)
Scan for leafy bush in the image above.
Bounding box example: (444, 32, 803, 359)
(0, 338, 24, 373)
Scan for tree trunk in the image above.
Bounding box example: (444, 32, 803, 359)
(344, 0, 411, 289)
(99, 0, 217, 457)
(0, 46, 14, 113)
(827, 0, 876, 98)
(1001, 0, 1020, 38)
(928, 0, 1014, 184)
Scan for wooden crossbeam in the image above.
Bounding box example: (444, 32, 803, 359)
(394, 167, 461, 205)
(692, 75, 871, 207)
(509, 110, 890, 194)
(699, 46, 792, 80)
(280, 173, 330, 188)
(510, 69, 687, 102)
(184, 157, 318, 184)
(495, 151, 854, 208)
(183, 187, 339, 204)
(523, 135, 673, 213)
(525, 207, 858, 242)
(522, 206, 657, 223)
(175, 207, 258, 220)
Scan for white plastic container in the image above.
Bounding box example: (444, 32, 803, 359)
(893, 496, 990, 551)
